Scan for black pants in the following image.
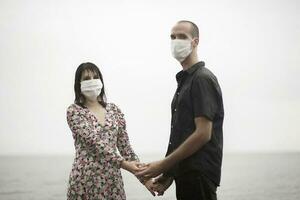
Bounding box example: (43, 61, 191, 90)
(175, 171, 218, 200)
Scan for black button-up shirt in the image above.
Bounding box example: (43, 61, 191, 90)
(164, 61, 224, 186)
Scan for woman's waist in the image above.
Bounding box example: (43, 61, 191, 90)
(71, 157, 120, 177)
(73, 151, 118, 166)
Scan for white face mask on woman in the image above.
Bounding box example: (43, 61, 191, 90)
(80, 79, 103, 101)
(171, 39, 193, 62)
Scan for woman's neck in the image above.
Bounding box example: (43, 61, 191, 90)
(84, 100, 100, 108)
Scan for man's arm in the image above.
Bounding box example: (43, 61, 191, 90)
(163, 116, 212, 169)
(136, 75, 217, 178)
(163, 74, 218, 170)
(136, 116, 213, 178)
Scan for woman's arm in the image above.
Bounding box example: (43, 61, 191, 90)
(114, 104, 140, 162)
(113, 103, 153, 184)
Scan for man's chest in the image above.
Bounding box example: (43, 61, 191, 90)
(171, 76, 194, 113)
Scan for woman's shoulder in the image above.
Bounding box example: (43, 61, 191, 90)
(67, 103, 78, 110)
(66, 103, 84, 114)
(107, 102, 123, 114)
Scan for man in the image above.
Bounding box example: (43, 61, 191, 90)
(136, 20, 224, 200)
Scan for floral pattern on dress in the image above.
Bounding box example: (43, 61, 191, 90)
(66, 102, 139, 200)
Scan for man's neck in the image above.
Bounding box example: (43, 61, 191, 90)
(181, 51, 199, 71)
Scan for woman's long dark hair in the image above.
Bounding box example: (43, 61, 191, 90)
(74, 62, 107, 108)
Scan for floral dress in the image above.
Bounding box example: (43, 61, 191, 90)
(66, 102, 139, 200)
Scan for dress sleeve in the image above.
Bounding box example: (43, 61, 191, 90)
(66, 104, 124, 168)
(113, 103, 148, 183)
(113, 103, 139, 162)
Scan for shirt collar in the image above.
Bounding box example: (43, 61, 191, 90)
(176, 61, 205, 82)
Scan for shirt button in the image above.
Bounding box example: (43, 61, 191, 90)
(169, 142, 172, 145)
(176, 92, 179, 95)
(174, 108, 177, 112)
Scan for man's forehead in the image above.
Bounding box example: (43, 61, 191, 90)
(171, 23, 191, 35)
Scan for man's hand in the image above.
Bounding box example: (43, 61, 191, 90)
(152, 174, 174, 196)
(135, 160, 170, 178)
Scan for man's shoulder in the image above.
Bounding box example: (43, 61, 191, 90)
(194, 66, 217, 82)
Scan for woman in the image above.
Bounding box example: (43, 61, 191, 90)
(66, 62, 152, 199)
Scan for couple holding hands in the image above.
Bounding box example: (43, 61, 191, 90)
(66, 20, 224, 200)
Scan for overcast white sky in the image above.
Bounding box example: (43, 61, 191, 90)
(0, 0, 299, 155)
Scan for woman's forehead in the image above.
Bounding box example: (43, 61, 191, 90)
(82, 69, 97, 76)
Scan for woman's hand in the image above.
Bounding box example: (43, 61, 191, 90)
(121, 160, 146, 174)
(144, 178, 156, 196)
(140, 175, 173, 196)
(152, 174, 174, 196)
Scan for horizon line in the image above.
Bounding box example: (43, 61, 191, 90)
(0, 150, 300, 157)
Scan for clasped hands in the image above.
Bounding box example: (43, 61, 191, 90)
(122, 160, 173, 196)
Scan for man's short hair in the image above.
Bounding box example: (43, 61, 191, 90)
(177, 20, 199, 38)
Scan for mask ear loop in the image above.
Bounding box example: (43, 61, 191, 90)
(79, 81, 86, 104)
(191, 36, 199, 48)
(98, 86, 105, 103)
(188, 36, 194, 48)
(79, 87, 86, 105)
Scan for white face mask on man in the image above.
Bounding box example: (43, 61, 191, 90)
(171, 39, 193, 63)
(80, 79, 103, 101)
